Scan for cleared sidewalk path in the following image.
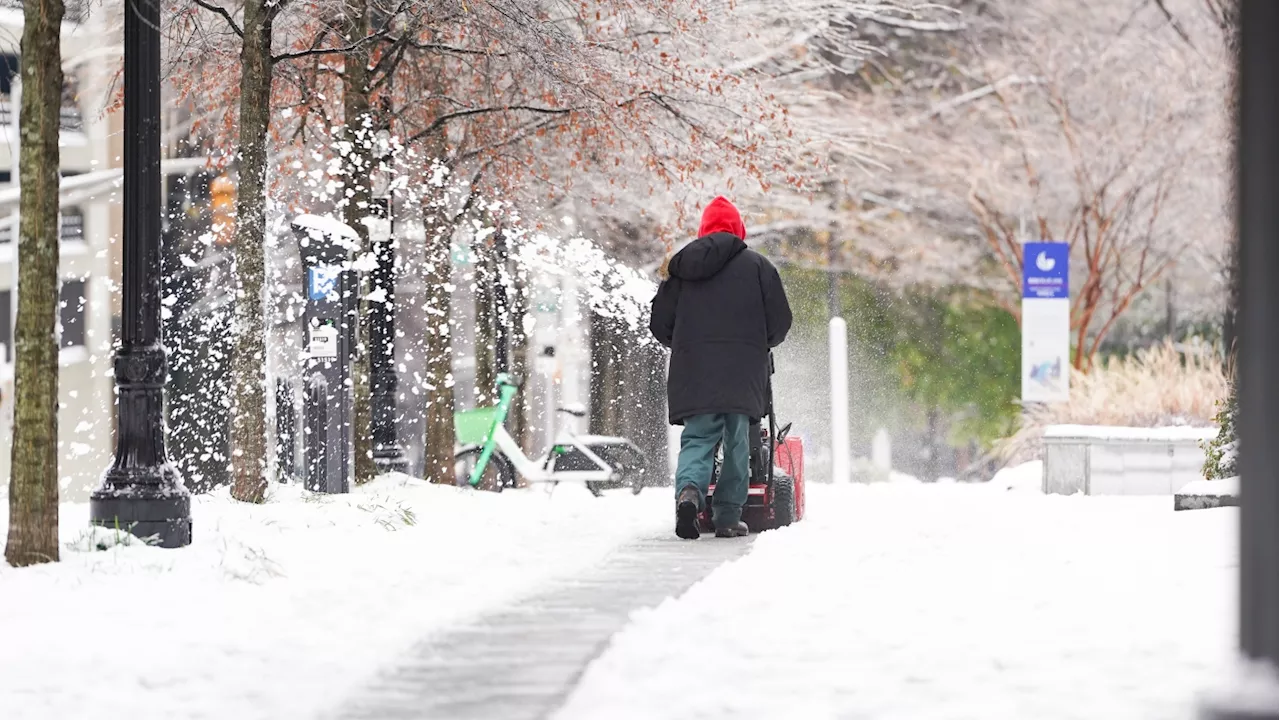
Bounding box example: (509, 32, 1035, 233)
(333, 532, 753, 720)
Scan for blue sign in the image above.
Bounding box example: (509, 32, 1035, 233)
(1022, 242, 1069, 299)
(308, 266, 341, 301)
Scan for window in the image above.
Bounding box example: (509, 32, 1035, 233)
(60, 75, 82, 132)
(58, 279, 86, 349)
(60, 207, 84, 243)
(0, 205, 88, 245)
(0, 290, 9, 362)
(0, 282, 91, 358)
(0, 54, 17, 98)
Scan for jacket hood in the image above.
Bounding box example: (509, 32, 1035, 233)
(697, 196, 746, 240)
(666, 232, 747, 281)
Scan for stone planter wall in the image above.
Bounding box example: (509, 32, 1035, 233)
(1042, 425, 1218, 496)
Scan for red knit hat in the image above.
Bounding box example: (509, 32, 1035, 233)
(697, 196, 746, 240)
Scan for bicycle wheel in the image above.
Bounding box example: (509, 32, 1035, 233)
(454, 447, 517, 492)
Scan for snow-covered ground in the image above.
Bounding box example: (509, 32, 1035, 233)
(555, 480, 1238, 720)
(0, 475, 670, 720)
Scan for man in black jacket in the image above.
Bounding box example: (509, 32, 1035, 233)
(649, 196, 793, 539)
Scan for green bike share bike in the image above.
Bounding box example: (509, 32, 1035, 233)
(453, 373, 647, 496)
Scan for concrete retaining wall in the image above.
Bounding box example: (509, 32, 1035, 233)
(1042, 425, 1218, 496)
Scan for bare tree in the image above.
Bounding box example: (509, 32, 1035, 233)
(966, 73, 1189, 370)
(841, 0, 1231, 364)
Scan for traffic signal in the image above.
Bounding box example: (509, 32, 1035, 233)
(210, 174, 235, 247)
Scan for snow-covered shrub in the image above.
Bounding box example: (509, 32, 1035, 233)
(996, 339, 1228, 462)
(1200, 381, 1238, 481)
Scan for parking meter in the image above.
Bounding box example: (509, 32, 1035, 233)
(291, 214, 360, 494)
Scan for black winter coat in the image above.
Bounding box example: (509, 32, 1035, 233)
(649, 233, 793, 424)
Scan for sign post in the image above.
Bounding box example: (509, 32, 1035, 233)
(1021, 242, 1070, 404)
(292, 215, 360, 494)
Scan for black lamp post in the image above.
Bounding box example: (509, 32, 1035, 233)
(1202, 3, 1277, 718)
(369, 197, 407, 473)
(89, 0, 192, 547)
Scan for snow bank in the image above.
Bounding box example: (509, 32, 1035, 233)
(1044, 424, 1218, 442)
(555, 483, 1237, 720)
(989, 460, 1044, 492)
(0, 476, 669, 720)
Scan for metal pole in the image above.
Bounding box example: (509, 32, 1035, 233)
(1202, 3, 1277, 717)
(1228, 0, 1280, 671)
(493, 230, 510, 374)
(829, 317, 849, 484)
(90, 0, 191, 547)
(369, 197, 406, 473)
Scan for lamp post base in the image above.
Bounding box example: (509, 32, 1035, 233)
(90, 465, 192, 549)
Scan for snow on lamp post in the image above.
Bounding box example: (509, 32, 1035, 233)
(89, 0, 192, 547)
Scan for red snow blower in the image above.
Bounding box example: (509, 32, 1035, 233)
(699, 353, 806, 533)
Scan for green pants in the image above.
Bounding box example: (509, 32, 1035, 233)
(675, 413, 750, 528)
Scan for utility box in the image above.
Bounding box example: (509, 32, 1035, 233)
(292, 214, 361, 494)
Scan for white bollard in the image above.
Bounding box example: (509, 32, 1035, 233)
(829, 317, 850, 484)
(872, 428, 892, 473)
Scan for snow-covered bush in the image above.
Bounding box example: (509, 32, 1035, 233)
(996, 339, 1228, 462)
(1200, 381, 1238, 481)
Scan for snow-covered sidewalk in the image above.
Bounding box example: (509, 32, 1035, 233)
(555, 482, 1238, 720)
(0, 476, 669, 720)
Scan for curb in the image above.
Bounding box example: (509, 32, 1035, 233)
(1174, 492, 1240, 511)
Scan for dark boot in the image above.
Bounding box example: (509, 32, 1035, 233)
(675, 487, 702, 540)
(715, 520, 749, 538)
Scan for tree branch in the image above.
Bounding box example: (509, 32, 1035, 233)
(192, 0, 242, 38)
(904, 75, 1042, 128)
(274, 28, 393, 63)
(1152, 0, 1198, 49)
(404, 105, 576, 146)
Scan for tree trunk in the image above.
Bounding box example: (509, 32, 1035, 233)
(473, 236, 496, 407)
(341, 0, 377, 486)
(5, 0, 64, 567)
(422, 214, 456, 484)
(589, 311, 623, 436)
(1220, 5, 1240, 366)
(507, 258, 533, 456)
(229, 0, 274, 503)
(924, 405, 941, 482)
(626, 338, 671, 488)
